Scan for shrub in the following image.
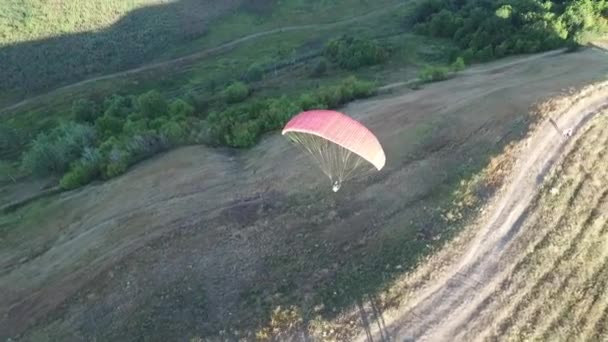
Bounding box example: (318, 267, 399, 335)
(298, 93, 327, 111)
(72, 99, 100, 123)
(244, 63, 264, 82)
(450, 57, 466, 71)
(20, 122, 96, 177)
(168, 99, 195, 119)
(418, 65, 450, 83)
(324, 36, 388, 70)
(104, 152, 129, 178)
(137, 90, 168, 119)
(60, 148, 102, 189)
(95, 114, 124, 139)
(160, 120, 187, 145)
(226, 121, 261, 148)
(122, 119, 150, 136)
(261, 96, 302, 130)
(103, 95, 134, 118)
(224, 82, 250, 103)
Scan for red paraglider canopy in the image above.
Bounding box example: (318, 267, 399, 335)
(282, 110, 385, 170)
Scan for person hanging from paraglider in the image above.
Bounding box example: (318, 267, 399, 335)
(282, 110, 386, 192)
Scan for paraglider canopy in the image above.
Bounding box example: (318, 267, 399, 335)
(282, 109, 385, 191)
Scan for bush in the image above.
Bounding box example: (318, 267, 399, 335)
(20, 122, 96, 177)
(418, 65, 450, 83)
(95, 114, 124, 139)
(60, 148, 102, 189)
(244, 63, 264, 82)
(324, 36, 388, 70)
(226, 121, 261, 148)
(137, 90, 168, 119)
(103, 95, 134, 119)
(72, 99, 100, 123)
(224, 82, 250, 103)
(122, 119, 150, 136)
(168, 99, 195, 119)
(450, 57, 466, 71)
(298, 93, 327, 111)
(160, 120, 187, 145)
(407, 0, 608, 62)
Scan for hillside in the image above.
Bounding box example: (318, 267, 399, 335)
(2, 48, 608, 341)
(2, 0, 608, 341)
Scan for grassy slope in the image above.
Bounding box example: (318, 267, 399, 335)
(3, 49, 607, 341)
(0, 0, 401, 106)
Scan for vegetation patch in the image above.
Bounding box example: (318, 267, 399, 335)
(407, 0, 608, 62)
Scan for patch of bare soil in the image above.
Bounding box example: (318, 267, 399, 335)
(2, 48, 608, 341)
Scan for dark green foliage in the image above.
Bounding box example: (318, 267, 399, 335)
(20, 122, 96, 176)
(72, 99, 100, 123)
(409, 0, 608, 62)
(324, 36, 388, 70)
(122, 119, 150, 136)
(19, 77, 376, 188)
(160, 120, 187, 145)
(95, 114, 124, 139)
(223, 82, 250, 104)
(103, 95, 134, 119)
(244, 63, 265, 82)
(208, 76, 376, 148)
(226, 121, 262, 148)
(168, 99, 195, 118)
(137, 90, 169, 119)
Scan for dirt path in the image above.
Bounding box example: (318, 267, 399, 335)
(0, 3, 403, 115)
(355, 70, 608, 341)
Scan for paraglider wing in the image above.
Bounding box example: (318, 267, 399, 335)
(282, 110, 385, 191)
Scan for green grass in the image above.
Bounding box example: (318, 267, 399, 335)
(0, 0, 403, 106)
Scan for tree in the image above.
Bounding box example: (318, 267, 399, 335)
(72, 99, 100, 123)
(137, 90, 168, 119)
(223, 82, 250, 103)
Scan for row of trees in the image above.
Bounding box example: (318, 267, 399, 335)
(16, 77, 376, 189)
(408, 0, 608, 62)
(8, 34, 391, 189)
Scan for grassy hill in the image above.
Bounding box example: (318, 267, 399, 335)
(1, 0, 608, 340)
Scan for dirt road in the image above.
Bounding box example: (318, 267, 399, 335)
(2, 49, 608, 341)
(355, 70, 608, 341)
(0, 3, 403, 115)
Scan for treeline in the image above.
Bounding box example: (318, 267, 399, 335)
(408, 0, 608, 62)
(16, 76, 376, 189)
